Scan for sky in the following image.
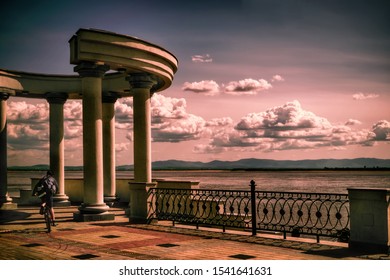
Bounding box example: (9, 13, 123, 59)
(1, 0, 389, 166)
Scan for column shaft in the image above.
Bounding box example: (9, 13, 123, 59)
(102, 93, 118, 204)
(46, 93, 70, 206)
(127, 74, 157, 183)
(0, 93, 14, 208)
(84, 77, 103, 204)
(133, 89, 152, 182)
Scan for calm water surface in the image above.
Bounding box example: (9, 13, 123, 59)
(7, 170, 390, 195)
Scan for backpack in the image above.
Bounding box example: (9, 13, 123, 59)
(42, 175, 58, 195)
(32, 181, 46, 197)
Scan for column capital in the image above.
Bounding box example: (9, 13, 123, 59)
(102, 92, 119, 103)
(45, 92, 68, 104)
(74, 61, 110, 78)
(126, 73, 158, 90)
(0, 92, 10, 101)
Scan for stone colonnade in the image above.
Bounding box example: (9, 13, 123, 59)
(0, 28, 178, 222)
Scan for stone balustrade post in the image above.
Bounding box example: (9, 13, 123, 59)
(348, 188, 390, 253)
(45, 92, 71, 206)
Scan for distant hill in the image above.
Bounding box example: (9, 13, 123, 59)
(8, 158, 390, 171)
(8, 164, 50, 171)
(150, 158, 390, 170)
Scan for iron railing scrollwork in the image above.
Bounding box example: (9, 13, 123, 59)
(147, 180, 350, 242)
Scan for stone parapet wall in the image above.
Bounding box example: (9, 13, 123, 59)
(17, 178, 200, 205)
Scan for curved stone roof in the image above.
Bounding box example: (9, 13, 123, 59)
(0, 28, 178, 98)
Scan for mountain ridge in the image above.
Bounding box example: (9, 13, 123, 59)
(8, 158, 390, 171)
(151, 157, 390, 170)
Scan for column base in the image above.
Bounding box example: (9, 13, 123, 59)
(53, 194, 71, 207)
(0, 196, 17, 209)
(73, 203, 114, 222)
(0, 202, 17, 210)
(78, 203, 110, 213)
(104, 195, 119, 207)
(73, 211, 115, 222)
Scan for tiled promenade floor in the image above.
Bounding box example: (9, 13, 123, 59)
(1, 206, 389, 260)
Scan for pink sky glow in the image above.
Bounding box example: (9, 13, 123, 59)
(1, 0, 389, 166)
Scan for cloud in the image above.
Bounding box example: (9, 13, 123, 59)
(113, 94, 209, 143)
(191, 54, 213, 63)
(7, 123, 49, 150)
(152, 114, 206, 142)
(151, 94, 188, 121)
(371, 120, 390, 141)
(182, 78, 273, 96)
(8, 101, 48, 123)
(115, 98, 133, 130)
(64, 101, 82, 121)
(205, 117, 234, 128)
(224, 78, 272, 95)
(151, 94, 206, 142)
(195, 100, 382, 154)
(235, 100, 331, 131)
(64, 101, 83, 139)
(182, 80, 220, 96)
(64, 138, 83, 153)
(115, 142, 130, 153)
(271, 75, 285, 82)
(7, 101, 49, 151)
(345, 119, 362, 126)
(352, 92, 380, 100)
(7, 100, 85, 154)
(8, 95, 388, 162)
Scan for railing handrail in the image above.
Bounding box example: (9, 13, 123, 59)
(149, 187, 348, 197)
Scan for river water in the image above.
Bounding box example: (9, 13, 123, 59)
(7, 169, 390, 195)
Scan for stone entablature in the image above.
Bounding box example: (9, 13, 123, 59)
(69, 28, 178, 92)
(0, 29, 178, 98)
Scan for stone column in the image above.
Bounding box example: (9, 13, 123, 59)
(73, 62, 114, 221)
(127, 73, 157, 183)
(46, 92, 71, 206)
(126, 73, 157, 223)
(102, 92, 118, 205)
(0, 92, 16, 209)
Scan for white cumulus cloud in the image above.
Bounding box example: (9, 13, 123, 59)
(8, 101, 48, 123)
(271, 75, 285, 82)
(345, 119, 362, 126)
(194, 100, 383, 154)
(224, 78, 272, 95)
(371, 120, 390, 141)
(182, 80, 220, 96)
(352, 92, 379, 100)
(191, 54, 213, 63)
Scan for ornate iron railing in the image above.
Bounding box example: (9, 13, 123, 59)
(147, 180, 350, 242)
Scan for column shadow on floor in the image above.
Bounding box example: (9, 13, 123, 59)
(0, 210, 31, 224)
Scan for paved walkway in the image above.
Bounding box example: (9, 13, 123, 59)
(1, 206, 389, 260)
